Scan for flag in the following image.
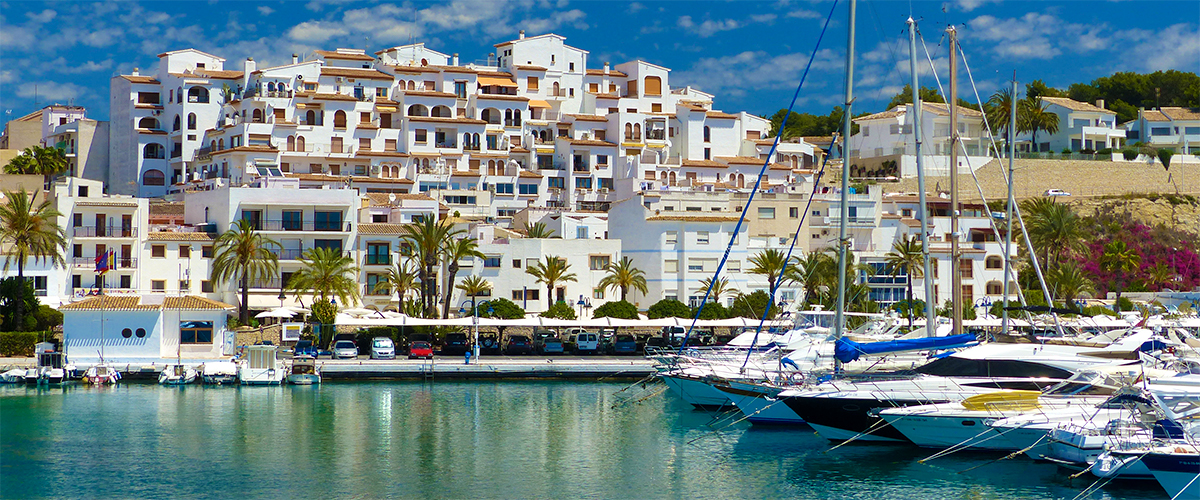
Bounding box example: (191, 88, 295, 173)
(95, 250, 111, 275)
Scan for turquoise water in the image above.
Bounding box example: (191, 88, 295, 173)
(0, 381, 1165, 499)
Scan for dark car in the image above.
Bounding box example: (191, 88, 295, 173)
(610, 334, 639, 355)
(442, 332, 472, 355)
(293, 340, 318, 357)
(504, 335, 533, 355)
(408, 341, 434, 359)
(479, 335, 502, 355)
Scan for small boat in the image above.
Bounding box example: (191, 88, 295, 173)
(35, 343, 67, 384)
(159, 364, 198, 385)
(238, 345, 285, 385)
(0, 369, 26, 383)
(83, 363, 120, 385)
(286, 355, 321, 385)
(201, 360, 238, 385)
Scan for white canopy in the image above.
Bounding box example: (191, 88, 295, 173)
(334, 314, 777, 329)
(255, 307, 296, 319)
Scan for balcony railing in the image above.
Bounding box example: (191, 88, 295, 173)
(364, 255, 391, 266)
(72, 226, 138, 238)
(279, 248, 347, 260)
(646, 130, 666, 141)
(245, 220, 351, 232)
(572, 163, 590, 172)
(71, 257, 138, 269)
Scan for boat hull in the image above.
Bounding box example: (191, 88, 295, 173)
(1143, 452, 1200, 499)
(714, 384, 805, 425)
(287, 374, 320, 385)
(660, 373, 732, 409)
(886, 415, 1009, 450)
(781, 394, 941, 442)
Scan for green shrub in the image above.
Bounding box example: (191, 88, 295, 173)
(477, 298, 525, 319)
(1062, 148, 1072, 155)
(1122, 148, 1138, 161)
(647, 299, 691, 319)
(1095, 148, 1112, 155)
(31, 305, 62, 332)
(1158, 149, 1174, 170)
(593, 300, 638, 319)
(310, 300, 337, 325)
(730, 291, 778, 320)
(692, 302, 730, 320)
(0, 331, 40, 356)
(1081, 148, 1095, 155)
(541, 301, 576, 320)
(1115, 296, 1135, 313)
(356, 326, 401, 348)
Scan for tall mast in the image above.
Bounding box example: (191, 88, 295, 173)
(947, 26, 963, 336)
(834, 0, 857, 371)
(908, 18, 936, 337)
(1002, 74, 1017, 337)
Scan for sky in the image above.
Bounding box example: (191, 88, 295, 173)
(1, 0, 1198, 128)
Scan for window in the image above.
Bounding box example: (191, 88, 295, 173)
(152, 280, 166, 291)
(959, 259, 974, 279)
(593, 288, 604, 299)
(652, 103, 662, 113)
(575, 177, 593, 189)
(665, 231, 677, 245)
(688, 260, 703, 272)
(366, 274, 386, 295)
(202, 246, 213, 258)
(728, 260, 741, 272)
(527, 77, 539, 91)
(314, 211, 343, 231)
(179, 280, 190, 292)
(790, 207, 799, 218)
(664, 260, 678, 273)
(985, 256, 1003, 269)
(152, 245, 166, 258)
(758, 207, 775, 219)
(986, 281, 1003, 295)
(179, 245, 190, 258)
(142, 169, 166, 186)
(577, 226, 589, 239)
(483, 256, 502, 268)
(703, 126, 711, 142)
(282, 210, 303, 231)
(548, 177, 565, 189)
(31, 276, 47, 296)
(202, 280, 213, 293)
(366, 243, 390, 265)
(518, 184, 538, 195)
(314, 239, 342, 252)
(590, 255, 610, 270)
(180, 321, 213, 344)
(697, 231, 710, 244)
(120, 275, 131, 289)
(415, 129, 427, 143)
(704, 148, 711, 160)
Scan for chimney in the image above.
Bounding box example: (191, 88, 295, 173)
(519, 30, 525, 40)
(1096, 99, 1105, 110)
(603, 62, 610, 75)
(452, 53, 459, 66)
(292, 53, 298, 65)
(132, 68, 140, 76)
(244, 57, 256, 76)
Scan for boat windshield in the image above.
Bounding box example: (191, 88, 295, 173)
(915, 356, 1073, 379)
(1042, 370, 1116, 396)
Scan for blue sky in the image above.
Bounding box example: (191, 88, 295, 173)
(1, 0, 1197, 127)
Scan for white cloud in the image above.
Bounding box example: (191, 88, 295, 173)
(0, 70, 14, 85)
(287, 21, 348, 43)
(968, 12, 1110, 61)
(1115, 23, 1200, 72)
(750, 14, 777, 24)
(786, 9, 821, 19)
(0, 25, 33, 50)
(677, 16, 741, 38)
(627, 2, 645, 13)
(25, 9, 56, 24)
(673, 49, 843, 97)
(257, 6, 275, 16)
(956, 0, 1001, 12)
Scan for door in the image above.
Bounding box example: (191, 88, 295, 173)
(121, 245, 132, 268)
(121, 215, 133, 237)
(95, 214, 106, 237)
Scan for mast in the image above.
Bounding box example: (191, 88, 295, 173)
(1002, 74, 1017, 337)
(908, 18, 936, 337)
(834, 0, 856, 372)
(947, 27, 963, 336)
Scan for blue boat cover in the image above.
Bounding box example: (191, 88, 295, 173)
(834, 334, 977, 363)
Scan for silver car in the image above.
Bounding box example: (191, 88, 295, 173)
(332, 340, 358, 359)
(370, 337, 395, 359)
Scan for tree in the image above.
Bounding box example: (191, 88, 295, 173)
(730, 291, 778, 320)
(692, 302, 730, 320)
(477, 297, 525, 319)
(1018, 97, 1061, 151)
(1158, 149, 1174, 172)
(0, 189, 66, 330)
(597, 256, 648, 301)
(748, 249, 790, 295)
(647, 299, 691, 319)
(787, 251, 837, 306)
(287, 246, 360, 307)
(697, 276, 737, 304)
(522, 221, 556, 238)
(541, 301, 576, 320)
(400, 217, 462, 317)
(441, 236, 484, 318)
(3, 146, 69, 185)
(211, 219, 280, 324)
(593, 300, 638, 319)
(375, 260, 419, 304)
(1145, 262, 1175, 292)
(456, 275, 492, 316)
(1021, 197, 1085, 273)
(1026, 79, 1066, 100)
(1098, 240, 1142, 313)
(0, 277, 37, 331)
(1047, 261, 1093, 306)
(525, 255, 576, 310)
(885, 84, 946, 109)
(985, 86, 1018, 149)
(883, 234, 924, 328)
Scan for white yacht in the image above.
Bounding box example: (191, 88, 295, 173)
(286, 355, 321, 385)
(238, 345, 285, 385)
(201, 360, 238, 385)
(83, 363, 120, 385)
(159, 364, 198, 385)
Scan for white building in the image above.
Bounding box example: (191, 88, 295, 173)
(1123, 106, 1200, 157)
(1018, 97, 1124, 153)
(60, 295, 234, 363)
(850, 102, 994, 177)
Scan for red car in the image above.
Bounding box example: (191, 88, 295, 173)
(408, 341, 433, 359)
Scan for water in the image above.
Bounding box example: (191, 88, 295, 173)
(0, 382, 1166, 499)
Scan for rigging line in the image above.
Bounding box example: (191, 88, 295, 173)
(678, 0, 841, 354)
(740, 143, 833, 371)
(864, 0, 909, 104)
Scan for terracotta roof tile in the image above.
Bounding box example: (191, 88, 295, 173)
(476, 94, 530, 102)
(588, 92, 621, 99)
(399, 90, 458, 98)
(646, 215, 739, 222)
(567, 114, 608, 122)
(716, 156, 766, 165)
(681, 159, 727, 168)
(320, 67, 393, 80)
(149, 202, 185, 215)
(119, 75, 160, 84)
(706, 111, 738, 119)
(363, 192, 436, 206)
(1041, 97, 1114, 114)
(1144, 107, 1200, 121)
(564, 138, 618, 147)
(586, 69, 628, 77)
(515, 65, 547, 71)
(163, 296, 235, 310)
(350, 175, 414, 184)
(194, 69, 243, 79)
(305, 92, 362, 101)
(59, 296, 159, 311)
(407, 116, 487, 125)
(357, 223, 409, 235)
(75, 199, 140, 207)
(518, 170, 542, 178)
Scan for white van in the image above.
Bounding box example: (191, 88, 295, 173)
(566, 328, 599, 354)
(370, 337, 395, 359)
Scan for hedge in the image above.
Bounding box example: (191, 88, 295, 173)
(0, 332, 43, 357)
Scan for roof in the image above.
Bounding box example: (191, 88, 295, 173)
(146, 232, 214, 241)
(563, 138, 618, 147)
(589, 93, 621, 100)
(194, 69, 244, 79)
(428, 65, 478, 73)
(1143, 107, 1200, 122)
(407, 116, 487, 125)
(515, 65, 547, 71)
(303, 92, 360, 102)
(149, 202, 185, 215)
(354, 150, 411, 158)
(567, 114, 608, 122)
(475, 93, 530, 102)
(319, 67, 393, 80)
(162, 296, 235, 310)
(59, 295, 233, 311)
(75, 199, 140, 207)
(399, 90, 458, 99)
(706, 111, 738, 119)
(362, 192, 436, 206)
(314, 49, 375, 62)
(855, 102, 984, 122)
(118, 75, 160, 84)
(681, 159, 728, 168)
(1040, 97, 1114, 114)
(348, 175, 413, 184)
(211, 145, 279, 156)
(646, 214, 739, 222)
(518, 170, 542, 178)
(716, 156, 767, 165)
(357, 223, 409, 235)
(586, 68, 628, 77)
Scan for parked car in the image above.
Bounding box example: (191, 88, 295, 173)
(504, 335, 533, 355)
(533, 329, 563, 355)
(293, 340, 318, 357)
(610, 334, 639, 355)
(662, 326, 687, 347)
(332, 340, 358, 359)
(442, 332, 472, 355)
(1044, 188, 1071, 196)
(408, 341, 433, 359)
(568, 329, 599, 355)
(479, 335, 502, 355)
(370, 337, 395, 359)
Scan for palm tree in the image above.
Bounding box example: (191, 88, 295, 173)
(698, 276, 738, 304)
(1145, 262, 1175, 292)
(456, 275, 492, 316)
(441, 236, 484, 318)
(0, 189, 66, 329)
(1047, 261, 1093, 307)
(597, 256, 648, 301)
(287, 247, 360, 307)
(788, 251, 837, 306)
(525, 255, 577, 309)
(211, 219, 280, 324)
(1018, 97, 1060, 152)
(400, 217, 462, 317)
(522, 221, 555, 238)
(375, 259, 419, 304)
(1021, 197, 1085, 273)
(883, 234, 925, 328)
(4, 146, 69, 183)
(748, 249, 790, 295)
(1098, 240, 1142, 313)
(985, 86, 1018, 154)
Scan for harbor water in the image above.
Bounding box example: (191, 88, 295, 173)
(0, 381, 1165, 499)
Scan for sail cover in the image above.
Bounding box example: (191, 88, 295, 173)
(834, 333, 977, 363)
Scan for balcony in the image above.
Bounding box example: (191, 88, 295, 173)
(72, 226, 138, 238)
(646, 129, 666, 141)
(364, 255, 391, 266)
(71, 257, 138, 269)
(572, 162, 590, 173)
(435, 141, 458, 149)
(278, 248, 348, 261)
(247, 220, 352, 232)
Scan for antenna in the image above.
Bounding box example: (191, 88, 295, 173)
(388, 192, 397, 204)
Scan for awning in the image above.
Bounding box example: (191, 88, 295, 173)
(376, 105, 397, 112)
(528, 99, 551, 109)
(478, 76, 517, 88)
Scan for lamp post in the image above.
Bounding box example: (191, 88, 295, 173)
(577, 295, 586, 321)
(461, 298, 489, 364)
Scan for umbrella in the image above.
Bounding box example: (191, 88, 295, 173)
(255, 307, 296, 319)
(341, 308, 377, 317)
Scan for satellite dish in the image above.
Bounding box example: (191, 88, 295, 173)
(388, 193, 397, 203)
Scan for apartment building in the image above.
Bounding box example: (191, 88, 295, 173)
(0, 105, 108, 184)
(1017, 97, 1124, 153)
(1123, 106, 1200, 156)
(849, 102, 993, 178)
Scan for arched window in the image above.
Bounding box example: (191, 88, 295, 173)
(252, 109, 263, 123)
(505, 109, 513, 127)
(138, 117, 158, 129)
(305, 110, 316, 125)
(142, 169, 166, 186)
(644, 76, 662, 96)
(624, 123, 632, 140)
(633, 123, 642, 141)
(432, 105, 452, 118)
(407, 104, 428, 117)
(407, 80, 415, 90)
(986, 281, 1003, 295)
(668, 171, 676, 185)
(737, 173, 745, 188)
(143, 143, 164, 159)
(173, 115, 181, 131)
(187, 113, 197, 130)
(333, 110, 347, 128)
(513, 109, 521, 126)
(187, 86, 209, 104)
(177, 87, 183, 102)
(287, 136, 296, 151)
(391, 166, 399, 178)
(985, 255, 1004, 269)
(553, 81, 560, 96)
(464, 133, 472, 150)
(703, 126, 711, 142)
(209, 140, 215, 151)
(296, 136, 305, 151)
(218, 139, 224, 150)
(267, 82, 276, 92)
(473, 134, 480, 150)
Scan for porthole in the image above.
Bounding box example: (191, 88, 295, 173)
(961, 420, 977, 427)
(135, 328, 147, 338)
(122, 328, 133, 338)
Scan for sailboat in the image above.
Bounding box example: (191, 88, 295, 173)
(159, 333, 197, 385)
(84, 304, 119, 385)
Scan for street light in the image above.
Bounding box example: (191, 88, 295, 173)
(461, 298, 490, 364)
(577, 295, 586, 320)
